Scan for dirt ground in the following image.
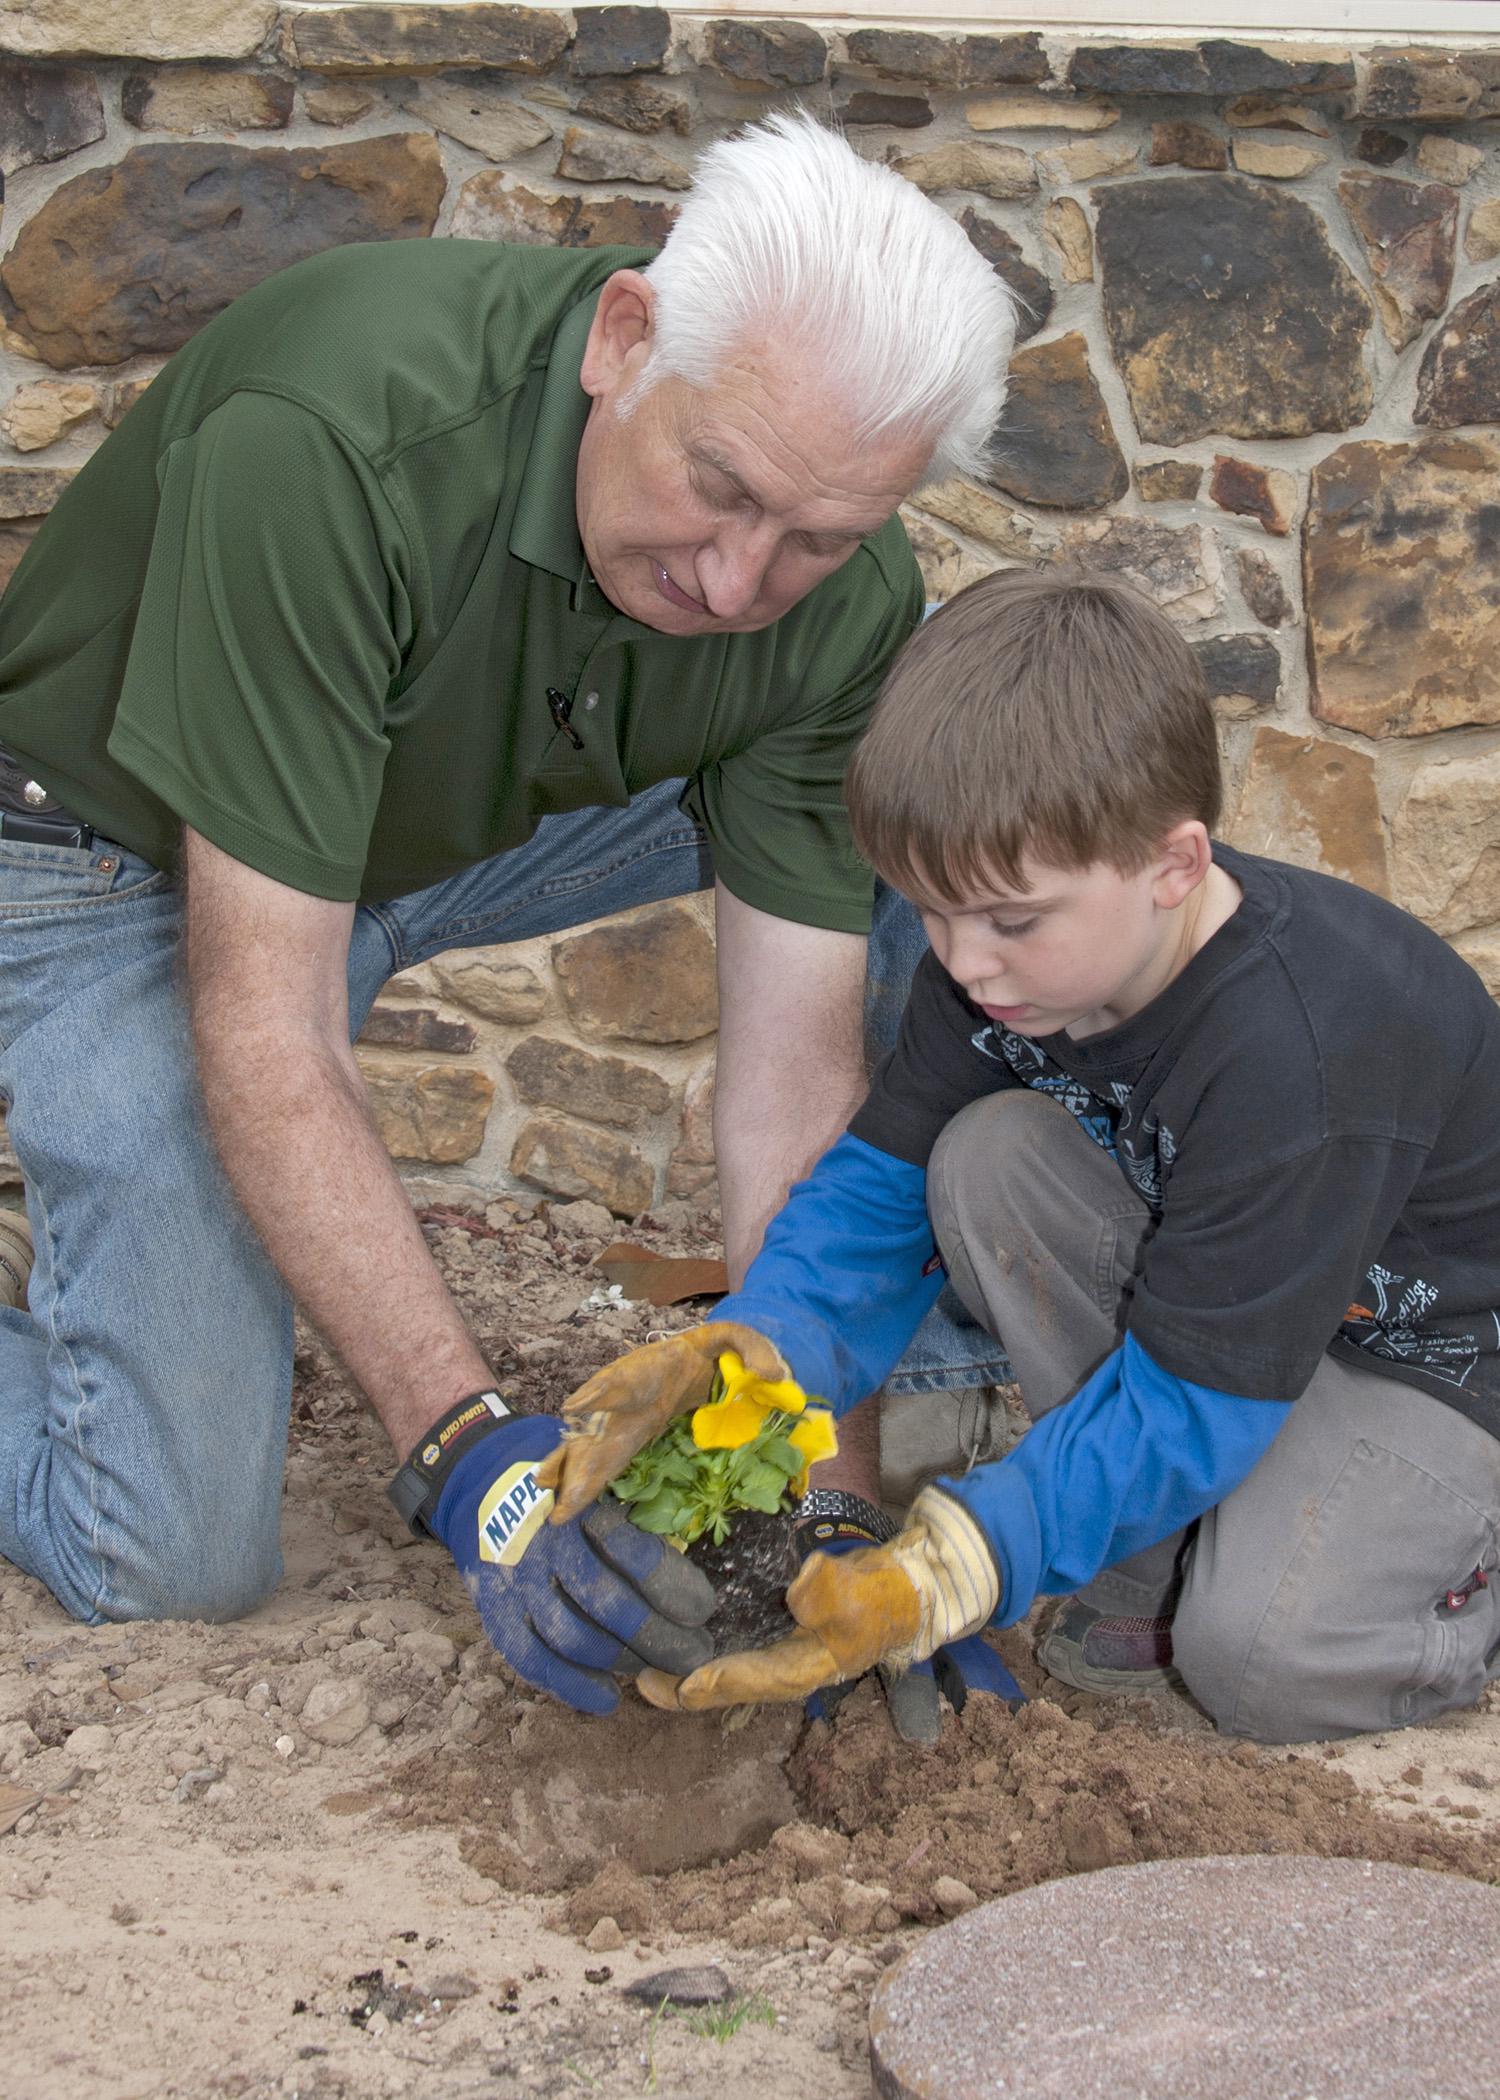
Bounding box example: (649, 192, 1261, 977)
(5, 1198, 1500, 2100)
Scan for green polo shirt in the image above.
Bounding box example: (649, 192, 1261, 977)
(0, 239, 922, 928)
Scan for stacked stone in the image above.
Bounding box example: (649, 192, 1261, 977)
(3, 8, 1500, 1215)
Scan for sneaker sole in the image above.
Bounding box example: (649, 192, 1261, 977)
(1035, 1628, 1184, 1697)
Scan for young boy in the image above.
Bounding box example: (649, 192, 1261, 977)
(540, 568, 1500, 1743)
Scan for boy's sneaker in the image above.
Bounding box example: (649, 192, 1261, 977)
(0, 1210, 33, 1311)
(1036, 1599, 1180, 1695)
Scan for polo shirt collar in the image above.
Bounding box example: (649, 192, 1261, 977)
(508, 293, 617, 617)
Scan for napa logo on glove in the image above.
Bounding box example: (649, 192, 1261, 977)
(476, 1462, 554, 1566)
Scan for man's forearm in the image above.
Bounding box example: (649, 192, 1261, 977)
(713, 1044, 866, 1287)
(193, 1012, 493, 1456)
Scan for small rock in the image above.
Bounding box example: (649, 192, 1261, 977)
(244, 1681, 273, 1714)
(933, 1876, 980, 1917)
(1042, 196, 1093, 283)
(1209, 455, 1297, 536)
(173, 1766, 222, 1804)
(585, 1915, 625, 1953)
(768, 1821, 850, 1878)
(0, 380, 97, 452)
(1417, 135, 1485, 186)
(1149, 119, 1226, 171)
(1467, 198, 1500, 263)
(1232, 139, 1327, 181)
(548, 1198, 616, 1240)
(1135, 458, 1202, 504)
(274, 1735, 296, 1758)
(300, 1680, 371, 1748)
(844, 1955, 880, 1984)
(1236, 546, 1292, 627)
(304, 81, 380, 126)
(622, 1964, 733, 2008)
(1358, 126, 1409, 167)
(397, 1630, 457, 1676)
(0, 1720, 42, 1772)
(64, 1724, 114, 1768)
(1036, 138, 1136, 184)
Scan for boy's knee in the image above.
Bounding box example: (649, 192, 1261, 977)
(928, 1090, 1062, 1213)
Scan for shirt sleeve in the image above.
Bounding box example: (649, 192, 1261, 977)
(851, 946, 1020, 1165)
(1129, 1135, 1432, 1400)
(107, 390, 414, 899)
(941, 1333, 1292, 1625)
(713, 1132, 945, 1412)
(683, 523, 924, 935)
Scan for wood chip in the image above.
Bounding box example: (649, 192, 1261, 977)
(591, 1242, 728, 1307)
(0, 1782, 43, 1835)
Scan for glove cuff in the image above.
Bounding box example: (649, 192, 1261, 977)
(898, 1486, 1003, 1661)
(388, 1389, 511, 1538)
(795, 1487, 899, 1557)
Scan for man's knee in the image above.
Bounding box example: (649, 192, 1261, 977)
(44, 1491, 282, 1627)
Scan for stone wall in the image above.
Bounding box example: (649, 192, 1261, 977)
(4, 7, 1500, 1216)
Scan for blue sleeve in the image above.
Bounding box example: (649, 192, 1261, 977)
(714, 1132, 944, 1414)
(943, 1332, 1293, 1626)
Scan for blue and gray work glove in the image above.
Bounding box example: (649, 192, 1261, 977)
(796, 1491, 1024, 1744)
(389, 1391, 715, 1715)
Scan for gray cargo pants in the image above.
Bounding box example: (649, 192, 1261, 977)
(926, 1091, 1500, 1743)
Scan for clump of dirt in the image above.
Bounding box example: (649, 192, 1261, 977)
(690, 1509, 800, 1651)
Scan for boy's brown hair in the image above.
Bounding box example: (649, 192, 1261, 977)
(846, 566, 1222, 901)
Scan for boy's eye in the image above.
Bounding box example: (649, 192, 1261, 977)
(989, 917, 1039, 938)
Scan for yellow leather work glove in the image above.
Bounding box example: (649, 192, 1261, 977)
(634, 1487, 1002, 1710)
(533, 1321, 792, 1524)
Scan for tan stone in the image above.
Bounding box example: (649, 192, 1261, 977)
(1391, 749, 1500, 938)
(666, 1062, 715, 1199)
(1340, 173, 1457, 353)
(304, 82, 380, 127)
(1135, 459, 1202, 504)
(1209, 456, 1297, 537)
(1148, 121, 1226, 172)
(1223, 97, 1331, 135)
(0, 1, 276, 60)
(1416, 136, 1485, 187)
(1043, 197, 1093, 283)
(901, 511, 998, 604)
(0, 135, 447, 369)
(892, 141, 1035, 202)
(511, 1114, 653, 1217)
(1226, 729, 1387, 896)
(358, 1005, 476, 1054)
(1232, 139, 1327, 181)
(101, 374, 156, 429)
(506, 1037, 670, 1131)
(290, 5, 568, 77)
(1450, 929, 1500, 1002)
(1036, 139, 1136, 185)
(361, 1058, 494, 1164)
(552, 902, 717, 1045)
(915, 480, 1055, 563)
(1467, 198, 1500, 264)
(396, 79, 552, 161)
(429, 954, 546, 1025)
(0, 466, 75, 518)
(1059, 518, 1223, 623)
(1307, 437, 1500, 739)
(450, 172, 677, 249)
(121, 66, 292, 133)
(298, 1679, 371, 1748)
(0, 381, 96, 453)
(556, 127, 690, 190)
(965, 94, 1116, 134)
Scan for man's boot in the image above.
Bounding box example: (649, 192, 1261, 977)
(0, 1209, 33, 1311)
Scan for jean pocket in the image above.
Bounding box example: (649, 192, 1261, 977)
(0, 837, 167, 912)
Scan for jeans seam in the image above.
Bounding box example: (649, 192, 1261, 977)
(31, 1172, 108, 1620)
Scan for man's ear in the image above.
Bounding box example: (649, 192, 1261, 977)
(580, 270, 656, 400)
(1150, 820, 1213, 910)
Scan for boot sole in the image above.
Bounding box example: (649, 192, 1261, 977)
(1035, 1629, 1184, 1697)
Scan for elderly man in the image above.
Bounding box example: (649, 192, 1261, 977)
(0, 116, 1013, 1707)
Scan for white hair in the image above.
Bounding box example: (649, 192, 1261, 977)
(622, 111, 1016, 487)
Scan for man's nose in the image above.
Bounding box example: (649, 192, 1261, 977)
(696, 520, 779, 620)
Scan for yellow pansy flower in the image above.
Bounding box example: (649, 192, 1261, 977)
(787, 1408, 840, 1496)
(691, 1348, 810, 1449)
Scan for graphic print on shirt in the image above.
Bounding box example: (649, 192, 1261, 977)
(1341, 1263, 1484, 1392)
(969, 1023, 1170, 1185)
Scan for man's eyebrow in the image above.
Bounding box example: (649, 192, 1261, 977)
(690, 445, 756, 500)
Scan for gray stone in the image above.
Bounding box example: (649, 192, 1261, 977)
(450, 171, 676, 248)
(573, 79, 689, 137)
(506, 1036, 671, 1130)
(1416, 283, 1500, 429)
(0, 466, 76, 517)
(0, 62, 103, 174)
(1306, 435, 1500, 737)
(987, 333, 1127, 511)
(357, 1005, 476, 1055)
(956, 210, 1052, 342)
(1094, 175, 1373, 444)
(0, 135, 446, 369)
(843, 30, 1048, 90)
(396, 77, 553, 161)
(569, 6, 669, 80)
(290, 5, 568, 76)
(1361, 47, 1493, 123)
(121, 66, 293, 134)
(704, 19, 826, 90)
(1066, 40, 1354, 98)
(1193, 634, 1282, 714)
(622, 1965, 733, 2009)
(1391, 746, 1500, 939)
(1235, 547, 1292, 627)
(556, 126, 689, 189)
(835, 93, 932, 131)
(304, 81, 381, 127)
(870, 1857, 1500, 2100)
(1339, 172, 1456, 351)
(299, 1680, 371, 1748)
(1059, 517, 1222, 622)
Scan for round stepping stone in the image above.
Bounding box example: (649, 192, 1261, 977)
(869, 1854, 1500, 2099)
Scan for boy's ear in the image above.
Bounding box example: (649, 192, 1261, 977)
(1150, 821, 1213, 910)
(580, 270, 657, 401)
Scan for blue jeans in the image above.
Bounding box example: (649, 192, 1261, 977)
(0, 782, 1007, 1624)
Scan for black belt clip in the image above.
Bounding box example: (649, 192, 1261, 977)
(0, 746, 94, 850)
